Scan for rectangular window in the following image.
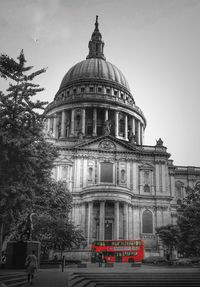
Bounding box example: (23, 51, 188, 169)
(100, 162, 113, 183)
(106, 88, 110, 94)
(81, 87, 85, 93)
(114, 90, 118, 96)
(73, 88, 77, 94)
(98, 87, 102, 93)
(90, 87, 94, 92)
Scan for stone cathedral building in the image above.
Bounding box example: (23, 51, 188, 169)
(45, 17, 200, 256)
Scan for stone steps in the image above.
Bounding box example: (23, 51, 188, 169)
(68, 272, 200, 287)
(0, 272, 27, 287)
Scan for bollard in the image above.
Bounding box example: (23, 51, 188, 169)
(62, 256, 65, 272)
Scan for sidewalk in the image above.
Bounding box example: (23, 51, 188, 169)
(34, 270, 69, 287)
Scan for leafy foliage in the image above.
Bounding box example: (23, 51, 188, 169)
(0, 50, 85, 251)
(32, 215, 85, 258)
(177, 185, 200, 256)
(156, 184, 200, 258)
(0, 50, 55, 234)
(156, 224, 180, 258)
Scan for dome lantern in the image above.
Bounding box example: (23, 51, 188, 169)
(86, 16, 106, 61)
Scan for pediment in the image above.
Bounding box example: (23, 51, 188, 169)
(73, 135, 139, 153)
(55, 154, 74, 165)
(139, 162, 154, 170)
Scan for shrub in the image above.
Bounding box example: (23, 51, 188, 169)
(190, 257, 200, 264)
(175, 258, 192, 265)
(143, 256, 167, 264)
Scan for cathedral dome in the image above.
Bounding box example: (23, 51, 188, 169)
(45, 16, 146, 137)
(59, 58, 130, 92)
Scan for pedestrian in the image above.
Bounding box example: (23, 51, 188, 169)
(25, 250, 38, 285)
(98, 252, 103, 267)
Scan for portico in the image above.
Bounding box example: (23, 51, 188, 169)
(78, 200, 133, 246)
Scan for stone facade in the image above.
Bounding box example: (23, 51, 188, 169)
(45, 17, 200, 254)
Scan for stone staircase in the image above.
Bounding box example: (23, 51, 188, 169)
(68, 272, 200, 287)
(0, 272, 27, 287)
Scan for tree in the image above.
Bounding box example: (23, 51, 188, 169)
(156, 185, 200, 259)
(177, 185, 200, 257)
(0, 50, 85, 254)
(12, 181, 85, 258)
(156, 225, 181, 259)
(32, 215, 85, 259)
(0, 50, 55, 245)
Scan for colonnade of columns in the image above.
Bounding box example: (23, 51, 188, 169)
(79, 201, 135, 246)
(47, 107, 144, 144)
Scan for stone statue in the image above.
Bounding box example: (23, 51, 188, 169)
(128, 128, 136, 144)
(47, 128, 53, 138)
(103, 120, 111, 135)
(19, 213, 35, 241)
(25, 213, 34, 241)
(66, 120, 70, 138)
(78, 131, 83, 140)
(156, 138, 163, 146)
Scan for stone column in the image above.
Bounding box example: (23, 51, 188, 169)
(124, 114, 128, 140)
(50, 117, 53, 132)
(123, 203, 128, 239)
(114, 202, 119, 239)
(131, 117, 135, 135)
(70, 109, 75, 136)
(105, 109, 108, 121)
(170, 174, 176, 198)
(128, 205, 133, 239)
(133, 207, 140, 239)
(81, 108, 86, 135)
(53, 114, 58, 139)
(137, 121, 141, 145)
(92, 108, 97, 136)
(140, 123, 143, 145)
(47, 117, 51, 133)
(99, 201, 105, 240)
(61, 110, 66, 138)
(87, 201, 93, 246)
(115, 111, 119, 137)
(156, 207, 163, 227)
(155, 163, 160, 194)
(140, 170, 143, 193)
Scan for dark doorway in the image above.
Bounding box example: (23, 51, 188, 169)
(104, 221, 112, 240)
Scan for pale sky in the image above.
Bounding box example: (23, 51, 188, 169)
(0, 0, 200, 167)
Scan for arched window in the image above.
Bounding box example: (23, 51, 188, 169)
(142, 210, 153, 234)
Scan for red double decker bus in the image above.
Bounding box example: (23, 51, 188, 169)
(91, 240, 144, 263)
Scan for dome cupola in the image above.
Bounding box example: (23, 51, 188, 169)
(45, 17, 146, 144)
(87, 15, 106, 61)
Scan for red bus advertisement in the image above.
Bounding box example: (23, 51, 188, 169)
(91, 240, 144, 263)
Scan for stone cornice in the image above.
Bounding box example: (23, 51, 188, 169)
(175, 166, 200, 176)
(133, 194, 173, 201)
(51, 136, 171, 159)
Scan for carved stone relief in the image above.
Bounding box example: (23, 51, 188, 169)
(98, 140, 116, 151)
